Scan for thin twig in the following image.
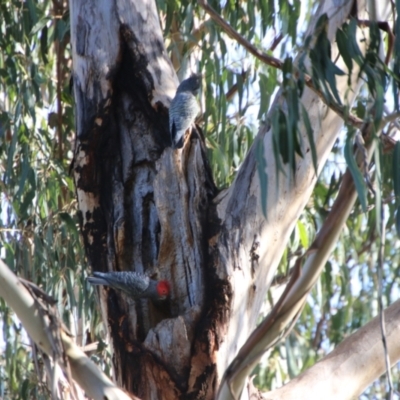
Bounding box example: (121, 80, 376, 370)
(382, 134, 398, 153)
(356, 20, 394, 66)
(269, 33, 283, 52)
(197, 0, 364, 129)
(19, 278, 58, 305)
(381, 111, 400, 126)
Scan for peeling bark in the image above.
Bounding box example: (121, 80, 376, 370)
(70, 0, 215, 396)
(69, 0, 388, 398)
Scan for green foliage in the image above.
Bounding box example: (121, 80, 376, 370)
(0, 1, 103, 396)
(0, 0, 399, 398)
(393, 142, 400, 236)
(310, 14, 345, 105)
(343, 129, 367, 212)
(159, 0, 301, 187)
(254, 10, 400, 382)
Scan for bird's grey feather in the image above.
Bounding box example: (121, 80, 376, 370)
(88, 271, 150, 298)
(169, 74, 201, 149)
(87, 276, 109, 286)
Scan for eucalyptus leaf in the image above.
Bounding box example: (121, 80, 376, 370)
(393, 141, 400, 204)
(344, 133, 367, 212)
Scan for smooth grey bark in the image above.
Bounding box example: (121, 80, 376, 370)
(263, 299, 400, 400)
(0, 261, 134, 400)
(206, 0, 365, 383)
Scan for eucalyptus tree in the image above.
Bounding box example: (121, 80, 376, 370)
(0, 0, 399, 399)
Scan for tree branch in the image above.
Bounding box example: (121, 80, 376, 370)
(262, 299, 400, 400)
(218, 121, 379, 399)
(0, 260, 135, 400)
(198, 0, 364, 129)
(356, 20, 394, 65)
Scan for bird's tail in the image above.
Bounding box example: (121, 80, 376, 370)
(173, 134, 184, 149)
(87, 272, 110, 286)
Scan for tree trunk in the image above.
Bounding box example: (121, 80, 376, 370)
(69, 0, 386, 398)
